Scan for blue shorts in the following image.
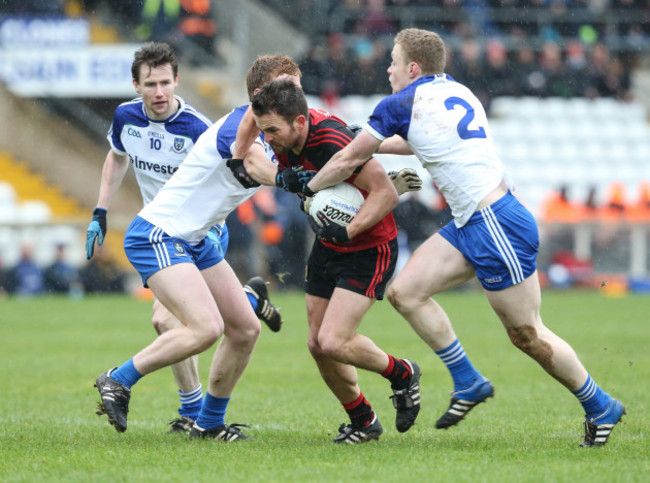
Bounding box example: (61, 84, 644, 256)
(439, 192, 538, 291)
(207, 223, 229, 258)
(124, 216, 225, 287)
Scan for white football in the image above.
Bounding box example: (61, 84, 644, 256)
(309, 182, 364, 227)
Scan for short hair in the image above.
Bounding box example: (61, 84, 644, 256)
(394, 29, 446, 75)
(251, 79, 308, 123)
(246, 55, 302, 101)
(131, 42, 179, 83)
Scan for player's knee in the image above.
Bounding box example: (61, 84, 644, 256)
(191, 321, 222, 351)
(506, 325, 539, 353)
(225, 317, 261, 346)
(387, 281, 410, 312)
(151, 304, 184, 334)
(317, 334, 345, 361)
(307, 335, 326, 360)
(152, 313, 176, 334)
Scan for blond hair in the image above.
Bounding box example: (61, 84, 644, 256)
(394, 29, 446, 75)
(246, 55, 301, 101)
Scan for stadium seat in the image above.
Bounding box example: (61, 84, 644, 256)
(0, 182, 17, 223)
(18, 200, 52, 224)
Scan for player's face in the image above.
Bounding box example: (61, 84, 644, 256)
(388, 43, 411, 93)
(133, 63, 178, 121)
(255, 111, 302, 155)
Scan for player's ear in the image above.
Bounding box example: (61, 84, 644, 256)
(409, 62, 420, 77)
(294, 114, 307, 130)
(133, 78, 141, 94)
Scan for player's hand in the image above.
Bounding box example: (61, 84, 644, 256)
(389, 168, 422, 195)
(86, 207, 107, 259)
(308, 211, 350, 244)
(300, 183, 316, 214)
(226, 158, 261, 188)
(275, 166, 317, 193)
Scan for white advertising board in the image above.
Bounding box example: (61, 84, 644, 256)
(0, 44, 140, 97)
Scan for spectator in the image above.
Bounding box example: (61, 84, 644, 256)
(135, 0, 182, 45)
(341, 38, 389, 95)
(449, 38, 489, 106)
(484, 38, 518, 103)
(392, 193, 438, 255)
(44, 244, 80, 294)
(178, 0, 218, 64)
(9, 243, 44, 296)
(224, 201, 257, 282)
(272, 189, 310, 291)
(354, 0, 397, 35)
(0, 253, 10, 297)
(79, 246, 125, 294)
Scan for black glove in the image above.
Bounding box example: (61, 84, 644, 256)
(275, 166, 317, 193)
(308, 211, 350, 244)
(226, 158, 260, 188)
(85, 207, 107, 259)
(300, 183, 317, 214)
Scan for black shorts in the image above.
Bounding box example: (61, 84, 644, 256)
(305, 238, 398, 300)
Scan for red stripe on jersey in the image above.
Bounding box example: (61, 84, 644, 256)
(307, 130, 352, 149)
(307, 138, 347, 150)
(309, 128, 353, 144)
(366, 242, 390, 298)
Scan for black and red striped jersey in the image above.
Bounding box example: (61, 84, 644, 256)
(275, 108, 397, 253)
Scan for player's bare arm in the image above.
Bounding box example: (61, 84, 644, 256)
(346, 158, 398, 240)
(232, 106, 261, 159)
(242, 141, 277, 186)
(308, 130, 381, 192)
(96, 150, 130, 209)
(377, 135, 413, 155)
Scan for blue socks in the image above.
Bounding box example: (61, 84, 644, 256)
(435, 339, 481, 392)
(246, 293, 259, 312)
(573, 374, 610, 418)
(178, 384, 203, 420)
(109, 359, 143, 389)
(196, 392, 230, 430)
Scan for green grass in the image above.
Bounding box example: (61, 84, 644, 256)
(0, 290, 648, 482)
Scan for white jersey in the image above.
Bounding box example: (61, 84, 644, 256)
(108, 95, 212, 205)
(138, 105, 274, 244)
(366, 74, 505, 227)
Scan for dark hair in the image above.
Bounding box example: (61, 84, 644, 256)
(251, 79, 308, 123)
(246, 55, 301, 101)
(131, 42, 179, 83)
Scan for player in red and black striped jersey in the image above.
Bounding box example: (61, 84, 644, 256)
(276, 108, 397, 253)
(245, 79, 422, 443)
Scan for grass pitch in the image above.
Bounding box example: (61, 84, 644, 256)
(0, 289, 648, 482)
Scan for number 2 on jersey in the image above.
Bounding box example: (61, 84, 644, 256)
(444, 97, 486, 140)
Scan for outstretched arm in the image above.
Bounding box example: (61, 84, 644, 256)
(232, 106, 260, 159)
(307, 130, 382, 192)
(243, 142, 277, 186)
(377, 135, 413, 155)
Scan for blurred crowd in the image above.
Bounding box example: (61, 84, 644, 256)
(0, 243, 126, 298)
(293, 0, 647, 105)
(3, 0, 645, 105)
(0, 0, 219, 65)
(538, 180, 650, 288)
